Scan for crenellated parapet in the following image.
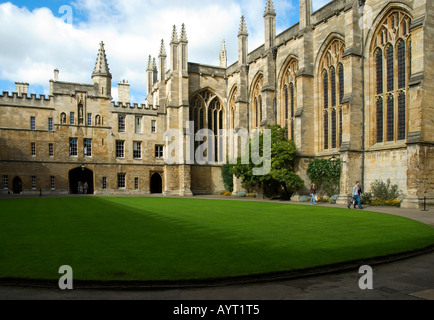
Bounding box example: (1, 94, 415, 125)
(111, 101, 159, 111)
(0, 91, 53, 108)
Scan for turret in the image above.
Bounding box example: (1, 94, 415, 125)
(238, 16, 248, 66)
(179, 24, 188, 75)
(146, 55, 153, 95)
(159, 40, 167, 82)
(92, 41, 112, 98)
(170, 25, 179, 72)
(264, 0, 276, 51)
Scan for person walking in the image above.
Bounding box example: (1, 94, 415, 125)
(309, 184, 317, 205)
(348, 181, 363, 209)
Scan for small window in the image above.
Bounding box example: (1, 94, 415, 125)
(102, 177, 107, 190)
(84, 139, 92, 157)
(151, 120, 157, 133)
(117, 174, 126, 189)
(134, 177, 139, 190)
(31, 142, 36, 156)
(116, 141, 125, 158)
(3, 175, 8, 189)
(30, 117, 36, 130)
(133, 141, 142, 159)
(135, 116, 142, 134)
(31, 176, 36, 190)
(48, 118, 53, 131)
(118, 115, 126, 132)
(87, 113, 92, 126)
(49, 143, 54, 157)
(155, 145, 164, 159)
(70, 112, 75, 125)
(50, 176, 55, 190)
(70, 138, 78, 156)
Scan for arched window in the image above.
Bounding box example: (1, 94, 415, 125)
(372, 11, 411, 144)
(251, 75, 263, 129)
(280, 59, 298, 140)
(189, 90, 224, 163)
(319, 39, 345, 150)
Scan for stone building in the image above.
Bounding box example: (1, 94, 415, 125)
(0, 0, 432, 209)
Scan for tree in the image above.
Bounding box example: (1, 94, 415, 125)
(230, 125, 304, 199)
(306, 158, 341, 197)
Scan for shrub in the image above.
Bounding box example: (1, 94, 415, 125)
(246, 193, 257, 198)
(237, 192, 247, 198)
(221, 164, 234, 193)
(370, 179, 400, 201)
(307, 159, 340, 197)
(361, 192, 372, 205)
(223, 191, 232, 196)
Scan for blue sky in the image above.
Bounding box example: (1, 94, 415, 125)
(0, 0, 331, 103)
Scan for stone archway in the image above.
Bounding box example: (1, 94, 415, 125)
(12, 177, 22, 194)
(150, 172, 163, 194)
(69, 167, 94, 194)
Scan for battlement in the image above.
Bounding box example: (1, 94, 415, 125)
(0, 91, 53, 108)
(112, 101, 159, 111)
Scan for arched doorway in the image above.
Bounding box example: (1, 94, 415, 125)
(12, 177, 22, 194)
(69, 167, 94, 194)
(150, 173, 163, 194)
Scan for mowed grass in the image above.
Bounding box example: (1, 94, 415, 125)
(0, 197, 433, 282)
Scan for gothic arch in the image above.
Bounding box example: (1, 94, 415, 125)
(278, 56, 299, 140)
(249, 72, 264, 129)
(316, 37, 346, 151)
(368, 7, 412, 146)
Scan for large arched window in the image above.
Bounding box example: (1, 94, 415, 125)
(251, 75, 263, 129)
(372, 10, 411, 144)
(281, 59, 298, 140)
(189, 89, 224, 163)
(319, 39, 345, 150)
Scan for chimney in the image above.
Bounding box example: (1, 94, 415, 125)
(118, 80, 130, 104)
(15, 82, 29, 97)
(54, 69, 59, 81)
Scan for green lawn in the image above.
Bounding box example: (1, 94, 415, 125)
(0, 197, 433, 282)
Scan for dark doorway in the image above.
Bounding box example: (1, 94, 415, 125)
(12, 177, 22, 194)
(150, 173, 163, 194)
(69, 167, 94, 194)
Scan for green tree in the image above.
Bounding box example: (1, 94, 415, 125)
(306, 158, 341, 197)
(230, 125, 304, 199)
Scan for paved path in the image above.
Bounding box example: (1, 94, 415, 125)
(0, 195, 432, 300)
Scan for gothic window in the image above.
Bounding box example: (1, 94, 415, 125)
(319, 39, 345, 150)
(251, 75, 263, 129)
(280, 59, 298, 141)
(190, 90, 224, 163)
(229, 87, 237, 130)
(372, 10, 411, 144)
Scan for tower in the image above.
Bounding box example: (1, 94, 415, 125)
(92, 41, 112, 98)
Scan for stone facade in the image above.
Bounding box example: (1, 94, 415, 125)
(0, 0, 433, 208)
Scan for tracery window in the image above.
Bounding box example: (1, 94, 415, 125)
(189, 89, 224, 163)
(251, 75, 263, 129)
(373, 11, 411, 143)
(281, 59, 298, 140)
(319, 39, 345, 150)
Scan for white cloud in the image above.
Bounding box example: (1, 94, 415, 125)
(0, 1, 312, 102)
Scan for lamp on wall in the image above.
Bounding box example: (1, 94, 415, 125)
(81, 164, 85, 171)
